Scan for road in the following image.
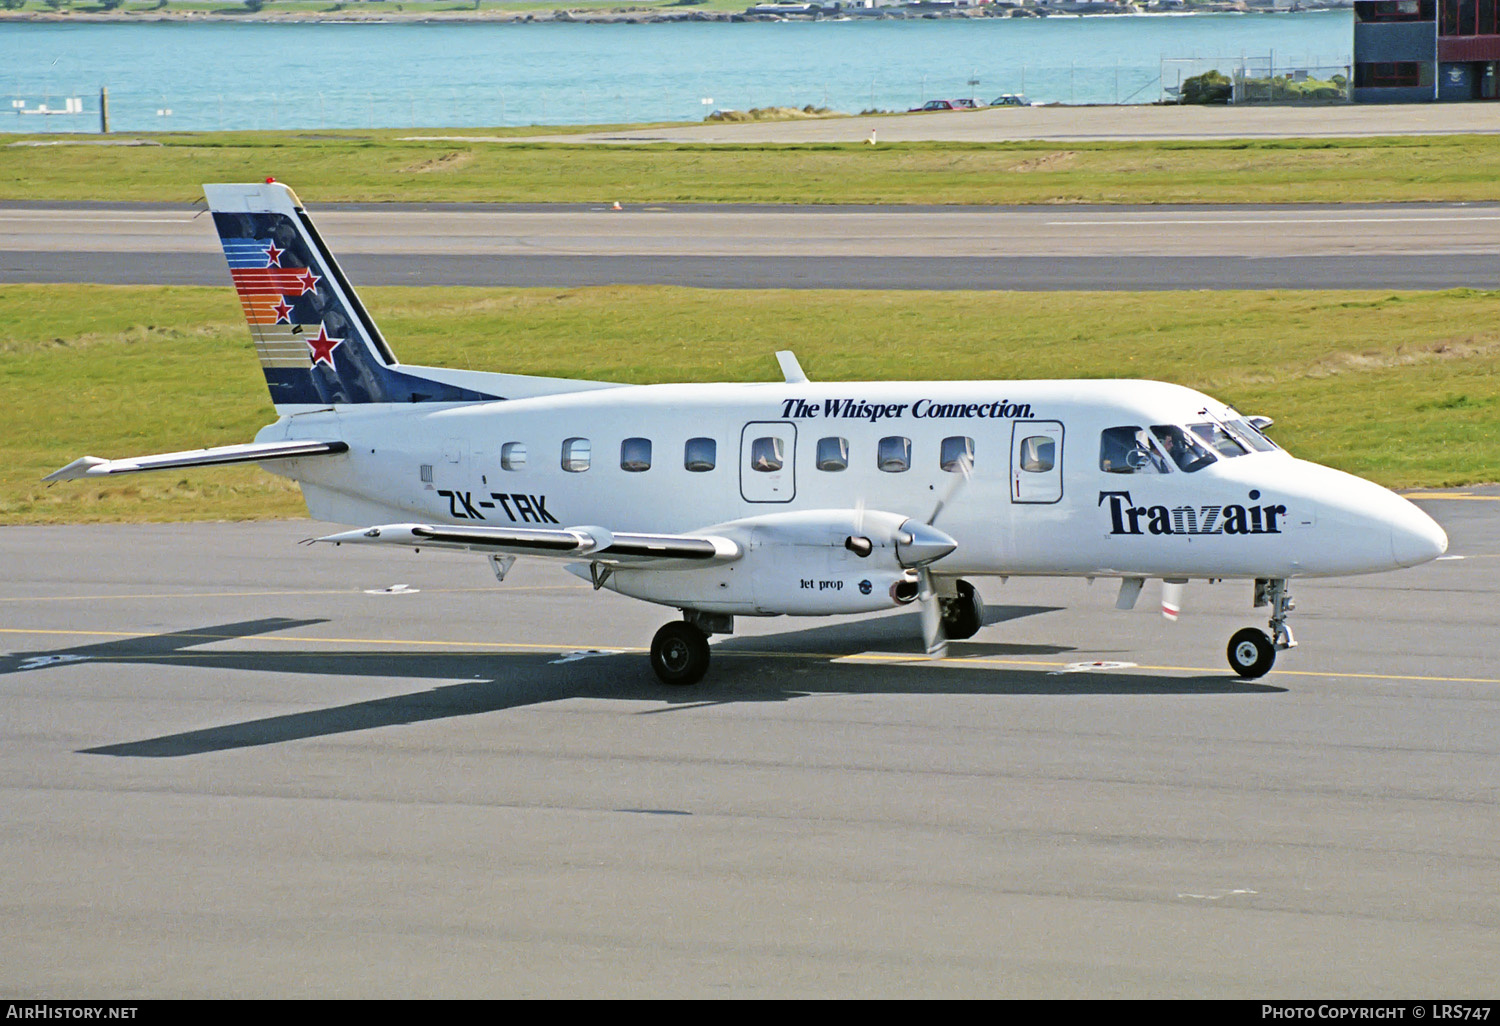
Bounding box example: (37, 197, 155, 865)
(4, 201, 1498, 290)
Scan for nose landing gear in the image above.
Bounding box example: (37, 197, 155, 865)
(1227, 578, 1296, 679)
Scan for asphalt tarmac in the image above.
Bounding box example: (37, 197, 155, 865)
(5, 201, 1498, 290)
(2, 489, 1496, 997)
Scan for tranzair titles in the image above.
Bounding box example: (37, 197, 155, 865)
(43, 181, 1448, 688)
(1100, 490, 1289, 536)
(779, 398, 1035, 422)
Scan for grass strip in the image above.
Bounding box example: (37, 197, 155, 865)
(2, 283, 1496, 524)
(4, 132, 1500, 204)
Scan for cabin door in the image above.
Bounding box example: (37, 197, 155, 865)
(740, 421, 797, 503)
(1010, 420, 1063, 504)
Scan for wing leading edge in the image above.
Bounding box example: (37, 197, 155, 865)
(311, 522, 742, 568)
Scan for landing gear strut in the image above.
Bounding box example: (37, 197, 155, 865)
(1226, 578, 1296, 679)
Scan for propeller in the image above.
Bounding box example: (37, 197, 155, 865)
(918, 567, 945, 657)
(916, 452, 973, 659)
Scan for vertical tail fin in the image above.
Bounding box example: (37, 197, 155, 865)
(205, 181, 498, 411)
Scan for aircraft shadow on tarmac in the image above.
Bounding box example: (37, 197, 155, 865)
(0, 613, 1282, 759)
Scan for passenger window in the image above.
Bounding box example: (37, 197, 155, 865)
(816, 436, 849, 471)
(561, 437, 591, 473)
(684, 437, 716, 472)
(750, 436, 784, 472)
(940, 436, 974, 473)
(500, 442, 527, 471)
(1099, 426, 1167, 474)
(878, 436, 911, 473)
(1018, 436, 1055, 473)
(620, 437, 652, 472)
(1151, 425, 1216, 473)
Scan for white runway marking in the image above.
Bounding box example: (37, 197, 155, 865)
(363, 583, 419, 595)
(550, 649, 626, 664)
(1047, 660, 1139, 675)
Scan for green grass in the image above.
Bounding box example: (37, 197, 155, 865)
(3, 284, 1496, 524)
(5, 132, 1500, 204)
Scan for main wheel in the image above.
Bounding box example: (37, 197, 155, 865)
(941, 579, 984, 640)
(650, 622, 711, 686)
(1227, 627, 1276, 679)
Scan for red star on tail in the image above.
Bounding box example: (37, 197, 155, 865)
(306, 323, 343, 369)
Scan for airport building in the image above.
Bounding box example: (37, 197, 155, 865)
(1354, 0, 1500, 101)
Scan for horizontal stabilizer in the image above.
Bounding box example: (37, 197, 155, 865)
(312, 523, 741, 568)
(43, 440, 348, 482)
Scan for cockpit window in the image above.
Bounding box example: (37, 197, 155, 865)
(1223, 417, 1278, 453)
(1100, 426, 1169, 474)
(1189, 422, 1248, 459)
(1151, 425, 1216, 472)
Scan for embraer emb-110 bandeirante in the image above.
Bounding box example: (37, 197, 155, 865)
(46, 181, 1449, 684)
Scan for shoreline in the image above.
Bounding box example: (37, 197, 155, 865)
(0, 3, 1352, 26)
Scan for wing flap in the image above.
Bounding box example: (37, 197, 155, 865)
(312, 523, 740, 568)
(44, 440, 348, 481)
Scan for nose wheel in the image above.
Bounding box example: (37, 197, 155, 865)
(1227, 628, 1276, 678)
(650, 621, 711, 685)
(1227, 578, 1296, 679)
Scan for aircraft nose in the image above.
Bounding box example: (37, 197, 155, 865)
(1390, 500, 1448, 568)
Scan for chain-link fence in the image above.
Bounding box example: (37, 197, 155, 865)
(1161, 55, 1352, 105)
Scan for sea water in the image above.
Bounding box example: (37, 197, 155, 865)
(1, 12, 1353, 133)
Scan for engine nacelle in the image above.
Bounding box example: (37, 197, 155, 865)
(583, 508, 952, 616)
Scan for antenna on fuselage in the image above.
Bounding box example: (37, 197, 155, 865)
(775, 351, 809, 384)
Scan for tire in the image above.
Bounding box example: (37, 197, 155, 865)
(650, 622, 710, 686)
(941, 579, 984, 640)
(1227, 627, 1275, 679)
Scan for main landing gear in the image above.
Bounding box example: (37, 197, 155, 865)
(649, 610, 732, 686)
(939, 579, 984, 641)
(1227, 578, 1296, 679)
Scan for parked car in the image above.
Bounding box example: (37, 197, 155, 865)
(990, 94, 1033, 106)
(909, 99, 957, 112)
(950, 97, 984, 109)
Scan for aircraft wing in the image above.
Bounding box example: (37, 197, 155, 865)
(311, 522, 742, 568)
(43, 440, 348, 481)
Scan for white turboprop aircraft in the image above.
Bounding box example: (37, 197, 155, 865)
(46, 181, 1448, 684)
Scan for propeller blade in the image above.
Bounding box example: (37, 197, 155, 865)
(927, 453, 972, 525)
(1161, 579, 1185, 622)
(918, 567, 947, 658)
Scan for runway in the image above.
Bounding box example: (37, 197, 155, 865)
(4, 201, 1498, 290)
(1, 490, 1496, 997)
